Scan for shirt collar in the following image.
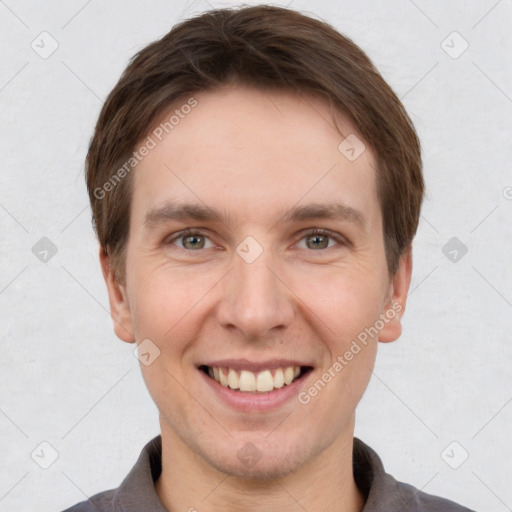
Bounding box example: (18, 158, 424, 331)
(114, 435, 167, 512)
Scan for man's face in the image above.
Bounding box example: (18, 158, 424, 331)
(103, 85, 410, 479)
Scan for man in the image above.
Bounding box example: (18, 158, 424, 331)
(63, 5, 475, 511)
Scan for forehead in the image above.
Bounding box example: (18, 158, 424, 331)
(131, 85, 380, 230)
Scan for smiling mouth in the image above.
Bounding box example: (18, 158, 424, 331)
(199, 365, 313, 393)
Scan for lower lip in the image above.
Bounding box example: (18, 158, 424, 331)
(198, 368, 312, 412)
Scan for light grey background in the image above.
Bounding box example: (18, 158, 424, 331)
(1, 0, 511, 511)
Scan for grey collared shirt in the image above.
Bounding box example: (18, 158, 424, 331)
(62, 435, 475, 511)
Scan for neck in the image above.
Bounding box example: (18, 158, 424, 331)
(155, 418, 365, 512)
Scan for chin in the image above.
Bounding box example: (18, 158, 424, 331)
(201, 436, 314, 481)
(212, 452, 307, 481)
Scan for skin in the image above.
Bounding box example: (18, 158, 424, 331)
(101, 84, 412, 512)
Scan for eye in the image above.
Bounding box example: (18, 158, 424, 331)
(166, 228, 348, 252)
(168, 229, 215, 250)
(296, 229, 347, 251)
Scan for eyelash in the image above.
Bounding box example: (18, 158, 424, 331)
(166, 228, 349, 252)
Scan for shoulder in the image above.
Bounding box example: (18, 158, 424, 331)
(59, 488, 116, 512)
(59, 434, 163, 512)
(353, 438, 476, 512)
(392, 478, 476, 511)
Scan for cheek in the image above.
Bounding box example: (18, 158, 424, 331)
(293, 264, 387, 341)
(297, 270, 382, 410)
(127, 260, 220, 343)
(128, 256, 387, 346)
(127, 265, 208, 407)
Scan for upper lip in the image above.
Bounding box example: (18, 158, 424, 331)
(200, 358, 314, 373)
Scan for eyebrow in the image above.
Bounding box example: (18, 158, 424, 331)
(143, 201, 366, 230)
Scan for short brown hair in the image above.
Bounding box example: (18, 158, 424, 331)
(86, 5, 423, 282)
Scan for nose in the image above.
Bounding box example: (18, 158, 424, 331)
(215, 246, 295, 340)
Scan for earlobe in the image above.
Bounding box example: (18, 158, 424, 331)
(99, 247, 135, 343)
(378, 248, 413, 343)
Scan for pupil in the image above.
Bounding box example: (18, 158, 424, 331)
(308, 234, 328, 249)
(184, 235, 203, 249)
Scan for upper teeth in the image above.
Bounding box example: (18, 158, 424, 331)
(207, 366, 301, 392)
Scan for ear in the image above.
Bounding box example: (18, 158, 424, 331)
(99, 247, 135, 343)
(378, 248, 413, 343)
